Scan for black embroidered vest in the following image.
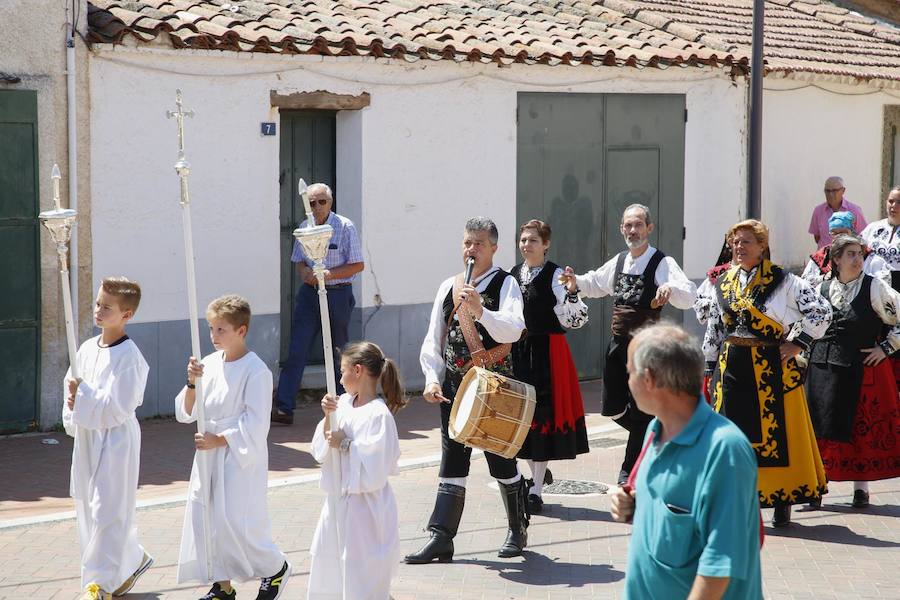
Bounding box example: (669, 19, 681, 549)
(610, 249, 665, 338)
(442, 269, 514, 377)
(513, 261, 565, 336)
(811, 276, 881, 368)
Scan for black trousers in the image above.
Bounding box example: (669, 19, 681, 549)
(438, 373, 519, 480)
(605, 337, 652, 476)
(615, 409, 651, 477)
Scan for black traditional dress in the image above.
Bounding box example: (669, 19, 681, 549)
(512, 261, 589, 461)
(700, 260, 831, 507)
(806, 274, 900, 482)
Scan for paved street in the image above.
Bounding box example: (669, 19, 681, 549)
(1, 381, 899, 599)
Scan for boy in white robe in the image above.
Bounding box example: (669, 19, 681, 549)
(309, 341, 405, 600)
(64, 277, 153, 600)
(176, 295, 291, 600)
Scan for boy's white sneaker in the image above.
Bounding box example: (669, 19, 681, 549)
(112, 552, 154, 596)
(255, 561, 291, 600)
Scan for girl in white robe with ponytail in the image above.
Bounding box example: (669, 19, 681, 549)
(308, 341, 406, 600)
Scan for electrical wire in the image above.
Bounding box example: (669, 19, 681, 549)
(92, 50, 732, 87)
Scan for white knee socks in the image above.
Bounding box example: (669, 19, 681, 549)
(440, 477, 467, 488)
(497, 474, 522, 485)
(529, 461, 548, 496)
(854, 481, 869, 492)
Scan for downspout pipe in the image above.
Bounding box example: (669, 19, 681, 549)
(66, 6, 79, 333)
(747, 0, 764, 220)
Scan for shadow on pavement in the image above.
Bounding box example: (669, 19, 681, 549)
(767, 522, 900, 547)
(819, 503, 900, 518)
(536, 504, 613, 523)
(461, 551, 625, 586)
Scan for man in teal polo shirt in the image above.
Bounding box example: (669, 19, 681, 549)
(611, 324, 762, 600)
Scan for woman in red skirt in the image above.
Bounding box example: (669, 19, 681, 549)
(512, 219, 589, 513)
(806, 234, 900, 508)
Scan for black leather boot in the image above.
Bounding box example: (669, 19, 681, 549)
(405, 483, 465, 564)
(772, 502, 792, 527)
(498, 478, 530, 558)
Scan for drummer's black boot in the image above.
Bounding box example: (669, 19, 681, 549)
(498, 478, 530, 558)
(404, 483, 465, 564)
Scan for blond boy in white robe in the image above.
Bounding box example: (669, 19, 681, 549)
(176, 295, 291, 600)
(64, 277, 153, 600)
(309, 341, 405, 600)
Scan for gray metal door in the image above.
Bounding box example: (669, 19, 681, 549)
(278, 111, 336, 366)
(517, 93, 685, 379)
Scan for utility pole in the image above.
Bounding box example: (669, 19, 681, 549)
(748, 0, 765, 219)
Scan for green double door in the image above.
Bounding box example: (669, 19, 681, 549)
(517, 93, 686, 379)
(0, 90, 41, 431)
(278, 111, 336, 367)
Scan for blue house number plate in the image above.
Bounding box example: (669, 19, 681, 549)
(261, 122, 276, 136)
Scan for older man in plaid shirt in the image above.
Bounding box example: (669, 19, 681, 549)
(273, 183, 364, 424)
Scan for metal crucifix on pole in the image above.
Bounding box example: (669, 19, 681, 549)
(166, 89, 214, 582)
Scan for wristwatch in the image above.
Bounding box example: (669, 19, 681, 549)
(186, 380, 196, 389)
(340, 437, 352, 452)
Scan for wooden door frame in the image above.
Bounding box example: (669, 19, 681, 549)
(277, 110, 337, 367)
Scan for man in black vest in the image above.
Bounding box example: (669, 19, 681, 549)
(560, 204, 697, 485)
(406, 217, 529, 564)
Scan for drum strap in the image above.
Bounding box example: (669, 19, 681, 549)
(448, 275, 512, 370)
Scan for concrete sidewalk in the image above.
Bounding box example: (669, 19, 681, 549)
(0, 418, 898, 599)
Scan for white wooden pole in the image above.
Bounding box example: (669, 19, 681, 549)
(167, 90, 214, 582)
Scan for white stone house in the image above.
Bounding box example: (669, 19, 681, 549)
(9, 0, 900, 426)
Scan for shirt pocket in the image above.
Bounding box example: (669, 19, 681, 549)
(649, 505, 701, 569)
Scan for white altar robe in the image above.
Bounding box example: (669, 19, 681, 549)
(62, 335, 148, 591)
(175, 350, 285, 583)
(308, 394, 401, 600)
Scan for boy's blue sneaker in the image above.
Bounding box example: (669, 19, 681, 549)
(200, 583, 236, 600)
(255, 561, 291, 600)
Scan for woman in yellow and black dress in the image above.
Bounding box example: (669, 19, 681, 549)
(697, 219, 831, 527)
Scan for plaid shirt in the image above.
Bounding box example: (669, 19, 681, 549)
(291, 211, 363, 284)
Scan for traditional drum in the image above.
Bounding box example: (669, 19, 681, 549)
(449, 367, 536, 459)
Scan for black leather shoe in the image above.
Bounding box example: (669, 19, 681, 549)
(772, 503, 792, 527)
(270, 409, 293, 425)
(405, 483, 465, 564)
(543, 468, 553, 485)
(498, 479, 529, 558)
(807, 496, 822, 510)
(852, 489, 870, 508)
(527, 493, 543, 514)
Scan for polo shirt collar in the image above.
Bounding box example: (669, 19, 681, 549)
(651, 398, 712, 447)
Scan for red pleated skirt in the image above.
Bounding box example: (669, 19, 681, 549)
(818, 359, 900, 482)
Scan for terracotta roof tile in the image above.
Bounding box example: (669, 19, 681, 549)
(86, 0, 900, 81)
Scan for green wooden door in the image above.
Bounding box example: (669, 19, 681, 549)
(278, 111, 336, 366)
(517, 93, 685, 379)
(0, 90, 41, 431)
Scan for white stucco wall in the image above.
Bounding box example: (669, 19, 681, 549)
(761, 79, 900, 268)
(89, 48, 747, 322)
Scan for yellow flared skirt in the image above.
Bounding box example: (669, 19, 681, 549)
(713, 342, 828, 508)
(756, 385, 828, 507)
